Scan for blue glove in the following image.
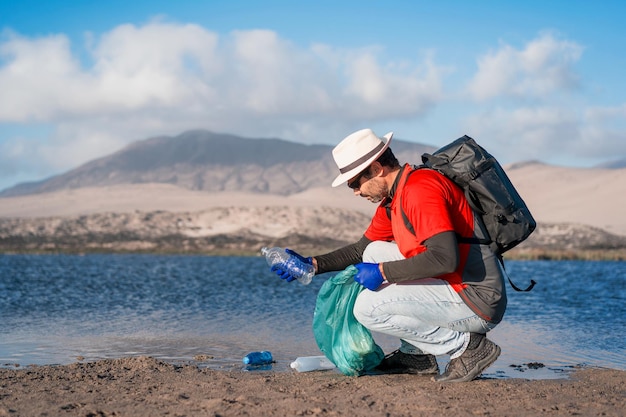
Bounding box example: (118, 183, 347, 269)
(270, 248, 313, 283)
(354, 263, 384, 290)
(271, 263, 297, 282)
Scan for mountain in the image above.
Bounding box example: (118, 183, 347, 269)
(0, 130, 436, 197)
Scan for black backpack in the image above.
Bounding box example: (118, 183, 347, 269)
(414, 135, 537, 291)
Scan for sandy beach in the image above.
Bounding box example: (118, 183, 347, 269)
(0, 356, 624, 417)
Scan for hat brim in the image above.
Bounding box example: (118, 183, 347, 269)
(331, 132, 393, 187)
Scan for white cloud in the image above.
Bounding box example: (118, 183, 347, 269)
(463, 104, 626, 164)
(580, 104, 626, 158)
(457, 33, 626, 167)
(343, 51, 442, 119)
(223, 29, 337, 115)
(464, 106, 578, 161)
(585, 103, 626, 123)
(467, 33, 583, 101)
(0, 23, 221, 121)
(89, 22, 221, 112)
(0, 31, 82, 121)
(0, 22, 444, 188)
(0, 22, 442, 125)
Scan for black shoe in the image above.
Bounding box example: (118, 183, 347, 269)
(375, 350, 439, 375)
(433, 333, 500, 383)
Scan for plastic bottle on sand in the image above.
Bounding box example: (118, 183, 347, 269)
(243, 351, 273, 366)
(261, 247, 314, 285)
(290, 356, 336, 372)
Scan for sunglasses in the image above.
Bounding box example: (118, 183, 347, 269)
(347, 169, 369, 190)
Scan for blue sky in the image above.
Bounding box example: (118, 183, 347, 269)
(1, 0, 625, 190)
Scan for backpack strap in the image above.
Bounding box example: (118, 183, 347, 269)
(399, 202, 416, 236)
(497, 254, 536, 292)
(456, 235, 491, 245)
(385, 165, 417, 235)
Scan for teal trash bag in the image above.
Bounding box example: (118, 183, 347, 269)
(312, 265, 384, 376)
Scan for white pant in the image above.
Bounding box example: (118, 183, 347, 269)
(353, 241, 496, 358)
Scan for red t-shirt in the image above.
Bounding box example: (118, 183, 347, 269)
(364, 166, 475, 290)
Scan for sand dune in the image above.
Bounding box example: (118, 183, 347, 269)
(0, 164, 624, 236)
(0, 184, 375, 218)
(506, 163, 626, 236)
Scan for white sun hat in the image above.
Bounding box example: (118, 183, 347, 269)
(331, 128, 394, 187)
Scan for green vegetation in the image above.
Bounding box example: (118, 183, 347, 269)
(2, 245, 625, 261)
(507, 248, 626, 261)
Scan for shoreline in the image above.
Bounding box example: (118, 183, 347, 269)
(2, 247, 626, 261)
(1, 356, 624, 416)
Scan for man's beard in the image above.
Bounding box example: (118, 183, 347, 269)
(362, 179, 387, 204)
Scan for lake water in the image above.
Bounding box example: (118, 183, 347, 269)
(0, 254, 624, 379)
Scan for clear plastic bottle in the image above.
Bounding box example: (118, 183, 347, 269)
(242, 351, 273, 365)
(261, 247, 314, 285)
(290, 355, 336, 372)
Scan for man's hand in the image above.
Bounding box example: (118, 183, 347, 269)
(354, 263, 384, 290)
(270, 248, 313, 283)
(270, 263, 297, 282)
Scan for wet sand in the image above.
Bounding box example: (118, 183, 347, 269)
(1, 356, 624, 417)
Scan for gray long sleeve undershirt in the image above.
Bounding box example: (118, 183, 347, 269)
(314, 231, 459, 283)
